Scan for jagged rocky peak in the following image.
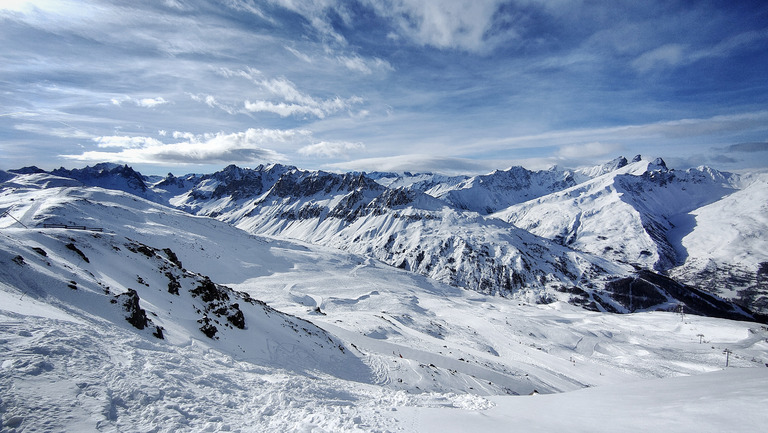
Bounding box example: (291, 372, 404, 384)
(210, 164, 253, 183)
(9, 166, 47, 175)
(50, 163, 149, 192)
(266, 169, 384, 200)
(194, 164, 295, 200)
(649, 157, 668, 171)
(469, 165, 574, 192)
(483, 166, 532, 189)
(206, 163, 296, 182)
(575, 155, 637, 179)
(369, 186, 418, 208)
(631, 154, 643, 163)
(153, 171, 209, 193)
(608, 156, 628, 170)
(364, 171, 399, 182)
(640, 157, 671, 184)
(219, 163, 248, 178)
(338, 171, 385, 192)
(155, 172, 181, 187)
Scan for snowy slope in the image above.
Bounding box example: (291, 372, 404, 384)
(493, 158, 667, 269)
(422, 165, 578, 215)
(0, 170, 17, 183)
(0, 188, 366, 380)
(492, 157, 768, 314)
(373, 166, 578, 215)
(164, 166, 645, 309)
(50, 162, 163, 202)
(494, 158, 742, 269)
(20, 160, 766, 317)
(368, 171, 469, 192)
(26, 161, 760, 317)
(396, 368, 768, 433)
(2, 175, 768, 432)
(573, 154, 639, 180)
(668, 175, 768, 311)
(371, 156, 633, 216)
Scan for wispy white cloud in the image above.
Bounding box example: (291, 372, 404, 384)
(111, 96, 169, 108)
(188, 93, 239, 115)
(136, 97, 168, 108)
(285, 46, 394, 75)
(243, 100, 325, 118)
(171, 131, 197, 141)
(360, 0, 511, 52)
(220, 0, 269, 20)
(327, 154, 497, 175)
(631, 44, 686, 72)
(263, 0, 516, 53)
(14, 122, 91, 139)
(62, 129, 299, 165)
(61, 128, 367, 167)
(297, 141, 364, 158)
(265, 0, 349, 44)
(558, 142, 623, 159)
(687, 29, 768, 63)
(3, 0, 767, 174)
(633, 29, 768, 73)
(285, 46, 314, 63)
(93, 135, 163, 149)
(232, 73, 364, 118)
(337, 55, 394, 75)
(478, 111, 768, 151)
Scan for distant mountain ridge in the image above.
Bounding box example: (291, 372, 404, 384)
(159, 164, 619, 306)
(48, 162, 162, 202)
(3, 156, 766, 318)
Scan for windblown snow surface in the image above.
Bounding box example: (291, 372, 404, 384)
(1, 175, 768, 432)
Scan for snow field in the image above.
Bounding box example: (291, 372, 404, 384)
(395, 367, 768, 433)
(0, 312, 408, 432)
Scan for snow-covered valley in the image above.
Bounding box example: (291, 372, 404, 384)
(1, 163, 768, 432)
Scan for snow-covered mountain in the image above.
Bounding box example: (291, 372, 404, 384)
(491, 157, 767, 313)
(130, 163, 756, 320)
(363, 156, 766, 316)
(2, 172, 767, 432)
(368, 155, 768, 313)
(667, 176, 768, 312)
(0, 178, 364, 376)
(8, 158, 765, 318)
(49, 162, 163, 202)
(367, 156, 635, 216)
(369, 165, 577, 215)
(171, 165, 620, 301)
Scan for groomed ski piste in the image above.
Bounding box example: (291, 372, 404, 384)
(2, 174, 768, 432)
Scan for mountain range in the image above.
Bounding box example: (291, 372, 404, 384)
(10, 155, 764, 318)
(3, 157, 766, 319)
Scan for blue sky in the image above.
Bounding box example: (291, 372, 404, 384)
(1, 0, 767, 175)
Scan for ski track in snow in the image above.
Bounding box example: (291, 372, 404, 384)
(0, 310, 505, 432)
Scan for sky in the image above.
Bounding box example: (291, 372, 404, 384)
(1, 0, 768, 176)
